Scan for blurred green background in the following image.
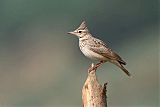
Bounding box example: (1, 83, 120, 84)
(0, 0, 158, 107)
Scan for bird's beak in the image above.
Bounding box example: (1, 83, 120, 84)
(67, 31, 76, 35)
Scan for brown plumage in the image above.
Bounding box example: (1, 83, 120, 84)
(68, 21, 131, 76)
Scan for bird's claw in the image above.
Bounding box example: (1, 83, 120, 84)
(88, 64, 100, 72)
(88, 61, 105, 72)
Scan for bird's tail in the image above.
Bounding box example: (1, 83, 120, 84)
(112, 60, 131, 77)
(119, 64, 131, 77)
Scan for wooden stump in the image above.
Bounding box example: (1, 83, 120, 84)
(82, 63, 108, 107)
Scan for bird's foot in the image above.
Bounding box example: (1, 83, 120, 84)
(88, 63, 96, 72)
(88, 61, 105, 72)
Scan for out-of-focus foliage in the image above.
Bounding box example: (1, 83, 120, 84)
(0, 0, 158, 107)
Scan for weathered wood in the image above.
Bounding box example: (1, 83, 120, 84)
(82, 63, 107, 107)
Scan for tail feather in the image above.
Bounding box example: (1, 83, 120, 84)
(119, 65, 131, 76)
(118, 60, 126, 65)
(112, 60, 131, 77)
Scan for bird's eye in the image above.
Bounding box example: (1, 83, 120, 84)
(78, 31, 82, 33)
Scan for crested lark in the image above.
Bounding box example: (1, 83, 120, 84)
(68, 21, 131, 76)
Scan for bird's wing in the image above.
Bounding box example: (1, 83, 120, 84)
(88, 38, 126, 65)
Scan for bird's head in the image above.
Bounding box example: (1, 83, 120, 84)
(68, 21, 90, 38)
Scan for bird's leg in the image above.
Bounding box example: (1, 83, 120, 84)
(89, 61, 105, 72)
(94, 61, 105, 68)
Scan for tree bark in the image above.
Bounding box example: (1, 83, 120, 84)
(82, 63, 108, 107)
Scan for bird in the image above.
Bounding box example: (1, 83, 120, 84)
(68, 21, 131, 76)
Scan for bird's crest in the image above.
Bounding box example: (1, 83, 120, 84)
(78, 21, 88, 30)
